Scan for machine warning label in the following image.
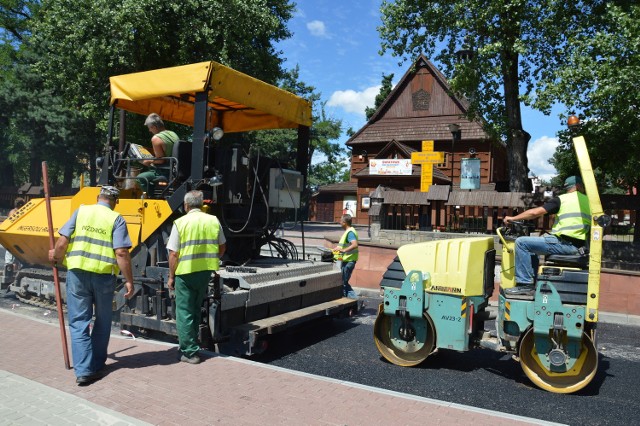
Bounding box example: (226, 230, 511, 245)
(430, 285, 462, 294)
(17, 225, 54, 233)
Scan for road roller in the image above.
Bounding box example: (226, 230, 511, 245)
(374, 116, 609, 393)
(0, 61, 357, 355)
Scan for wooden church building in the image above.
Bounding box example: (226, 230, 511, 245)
(311, 54, 532, 233)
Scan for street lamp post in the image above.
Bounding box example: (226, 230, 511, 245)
(447, 123, 461, 231)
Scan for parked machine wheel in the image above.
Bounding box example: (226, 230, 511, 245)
(519, 328, 598, 394)
(373, 304, 436, 367)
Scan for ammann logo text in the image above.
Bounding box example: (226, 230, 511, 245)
(82, 225, 107, 235)
(430, 285, 462, 294)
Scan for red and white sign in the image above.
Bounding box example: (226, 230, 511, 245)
(369, 159, 412, 175)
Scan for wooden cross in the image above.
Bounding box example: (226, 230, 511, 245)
(411, 140, 445, 192)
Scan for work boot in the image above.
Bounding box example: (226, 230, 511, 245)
(180, 354, 201, 364)
(76, 371, 103, 386)
(504, 285, 535, 296)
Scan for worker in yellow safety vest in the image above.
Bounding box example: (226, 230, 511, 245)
(503, 175, 591, 296)
(167, 190, 226, 364)
(333, 214, 359, 299)
(49, 185, 134, 386)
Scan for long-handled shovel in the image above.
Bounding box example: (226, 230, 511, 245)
(42, 161, 71, 370)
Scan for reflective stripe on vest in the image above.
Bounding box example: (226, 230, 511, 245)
(337, 227, 358, 262)
(551, 192, 591, 240)
(174, 211, 220, 275)
(65, 204, 120, 274)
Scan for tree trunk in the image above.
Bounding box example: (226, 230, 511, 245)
(0, 162, 15, 187)
(87, 124, 100, 187)
(89, 151, 97, 187)
(29, 148, 41, 186)
(507, 129, 531, 192)
(63, 163, 74, 187)
(501, 21, 531, 193)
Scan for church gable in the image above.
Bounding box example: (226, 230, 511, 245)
(372, 55, 466, 121)
(375, 139, 415, 160)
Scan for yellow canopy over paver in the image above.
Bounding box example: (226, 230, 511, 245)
(110, 61, 312, 132)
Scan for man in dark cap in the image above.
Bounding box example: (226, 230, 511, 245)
(502, 175, 591, 295)
(49, 186, 134, 385)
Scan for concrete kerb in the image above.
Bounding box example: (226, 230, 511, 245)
(598, 311, 640, 327)
(277, 223, 640, 328)
(0, 370, 151, 426)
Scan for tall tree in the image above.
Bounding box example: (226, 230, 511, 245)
(365, 73, 394, 121)
(535, 3, 640, 241)
(536, 3, 640, 193)
(4, 0, 295, 185)
(0, 49, 86, 186)
(378, 0, 605, 192)
(0, 0, 42, 185)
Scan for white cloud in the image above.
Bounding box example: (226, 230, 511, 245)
(528, 136, 559, 181)
(307, 20, 327, 37)
(327, 86, 380, 116)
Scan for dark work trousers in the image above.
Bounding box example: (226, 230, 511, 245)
(174, 270, 210, 357)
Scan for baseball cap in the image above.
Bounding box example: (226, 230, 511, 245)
(99, 185, 120, 200)
(563, 175, 582, 189)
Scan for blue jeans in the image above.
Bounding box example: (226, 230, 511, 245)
(341, 261, 357, 299)
(66, 269, 116, 378)
(514, 235, 580, 285)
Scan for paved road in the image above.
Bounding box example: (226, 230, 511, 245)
(3, 221, 640, 426)
(3, 289, 640, 425)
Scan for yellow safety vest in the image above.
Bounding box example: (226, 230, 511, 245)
(65, 204, 120, 274)
(551, 192, 591, 240)
(336, 227, 359, 262)
(174, 211, 221, 275)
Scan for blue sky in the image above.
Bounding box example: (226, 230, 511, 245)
(276, 0, 563, 181)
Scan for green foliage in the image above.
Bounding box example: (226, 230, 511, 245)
(365, 73, 394, 120)
(0, 0, 39, 44)
(535, 3, 640, 195)
(0, 0, 42, 185)
(31, 0, 294, 121)
(0, 48, 91, 186)
(0, 0, 296, 186)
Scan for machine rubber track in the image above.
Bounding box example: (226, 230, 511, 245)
(15, 293, 67, 312)
(10, 267, 67, 311)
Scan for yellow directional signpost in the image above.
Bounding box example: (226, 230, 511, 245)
(411, 140, 445, 192)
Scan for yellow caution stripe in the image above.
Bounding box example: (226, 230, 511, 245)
(461, 299, 467, 318)
(505, 301, 511, 321)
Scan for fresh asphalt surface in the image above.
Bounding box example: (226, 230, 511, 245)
(250, 298, 640, 426)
